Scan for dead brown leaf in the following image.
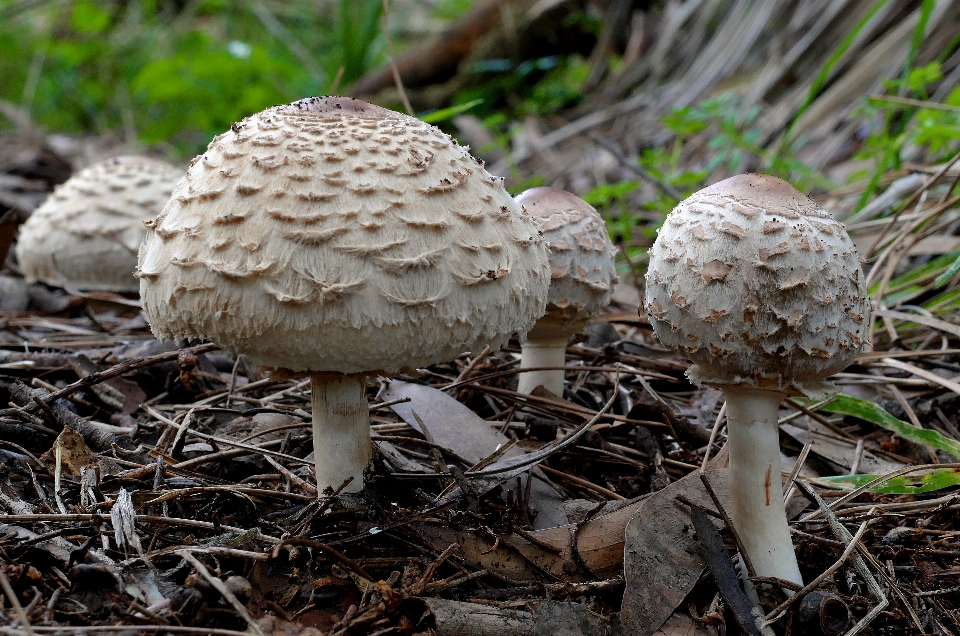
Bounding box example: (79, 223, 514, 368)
(620, 469, 729, 636)
(47, 425, 94, 477)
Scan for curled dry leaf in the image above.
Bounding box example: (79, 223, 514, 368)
(47, 426, 94, 477)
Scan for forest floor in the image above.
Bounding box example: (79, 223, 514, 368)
(3, 1, 960, 635)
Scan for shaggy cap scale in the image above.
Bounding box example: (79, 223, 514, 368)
(644, 174, 870, 398)
(137, 97, 550, 374)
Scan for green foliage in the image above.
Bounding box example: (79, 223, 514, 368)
(636, 147, 706, 219)
(777, 0, 893, 164)
(70, 1, 110, 33)
(847, 0, 948, 209)
(456, 55, 590, 121)
(0, 0, 388, 156)
(903, 60, 943, 94)
(459, 112, 544, 195)
(868, 247, 960, 304)
(131, 31, 309, 148)
(562, 10, 602, 36)
(935, 244, 960, 288)
(583, 180, 640, 236)
(583, 180, 639, 273)
(519, 56, 591, 116)
(432, 0, 474, 21)
(331, 0, 384, 87)
(505, 176, 547, 196)
(852, 65, 960, 182)
(663, 94, 831, 193)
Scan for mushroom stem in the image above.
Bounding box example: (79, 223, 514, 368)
(724, 386, 803, 591)
(310, 373, 371, 495)
(517, 337, 569, 396)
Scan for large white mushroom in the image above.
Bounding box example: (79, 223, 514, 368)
(16, 156, 182, 292)
(137, 96, 550, 494)
(645, 174, 870, 590)
(513, 187, 618, 396)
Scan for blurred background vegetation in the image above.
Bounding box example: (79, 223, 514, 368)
(2, 0, 600, 155)
(0, 0, 405, 153)
(5, 0, 960, 280)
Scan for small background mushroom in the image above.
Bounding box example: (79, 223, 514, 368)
(138, 96, 550, 494)
(513, 187, 618, 396)
(15, 156, 183, 293)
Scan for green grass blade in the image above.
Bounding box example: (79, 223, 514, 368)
(358, 0, 384, 52)
(923, 286, 960, 313)
(778, 0, 891, 162)
(870, 247, 960, 296)
(814, 394, 960, 459)
(420, 99, 483, 124)
(814, 467, 960, 494)
(855, 0, 935, 210)
(899, 0, 936, 101)
(934, 253, 960, 287)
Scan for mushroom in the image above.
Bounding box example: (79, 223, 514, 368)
(16, 156, 182, 292)
(137, 96, 550, 495)
(644, 174, 870, 589)
(513, 187, 618, 396)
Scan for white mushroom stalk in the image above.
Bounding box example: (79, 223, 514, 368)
(16, 156, 182, 292)
(724, 387, 801, 587)
(311, 374, 370, 493)
(137, 96, 550, 495)
(517, 329, 570, 396)
(645, 174, 870, 591)
(513, 187, 618, 397)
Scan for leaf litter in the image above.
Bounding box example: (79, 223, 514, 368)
(5, 2, 960, 635)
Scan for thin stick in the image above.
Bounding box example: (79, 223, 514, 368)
(329, 66, 345, 94)
(776, 396, 836, 426)
(21, 343, 219, 413)
(178, 551, 264, 636)
(53, 434, 67, 514)
(448, 345, 493, 391)
(849, 439, 865, 475)
(867, 93, 960, 113)
(764, 518, 871, 625)
(699, 473, 756, 579)
(225, 354, 242, 408)
(795, 483, 887, 636)
(272, 537, 374, 581)
(0, 566, 35, 636)
(588, 133, 683, 200)
(800, 463, 960, 521)
(864, 148, 960, 260)
(539, 464, 625, 500)
(0, 628, 252, 635)
(782, 441, 813, 506)
(441, 363, 674, 392)
(0, 514, 280, 543)
(700, 402, 727, 473)
(143, 404, 311, 466)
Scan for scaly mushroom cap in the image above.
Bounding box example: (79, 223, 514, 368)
(137, 97, 550, 375)
(515, 187, 618, 340)
(16, 156, 182, 292)
(645, 174, 870, 398)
